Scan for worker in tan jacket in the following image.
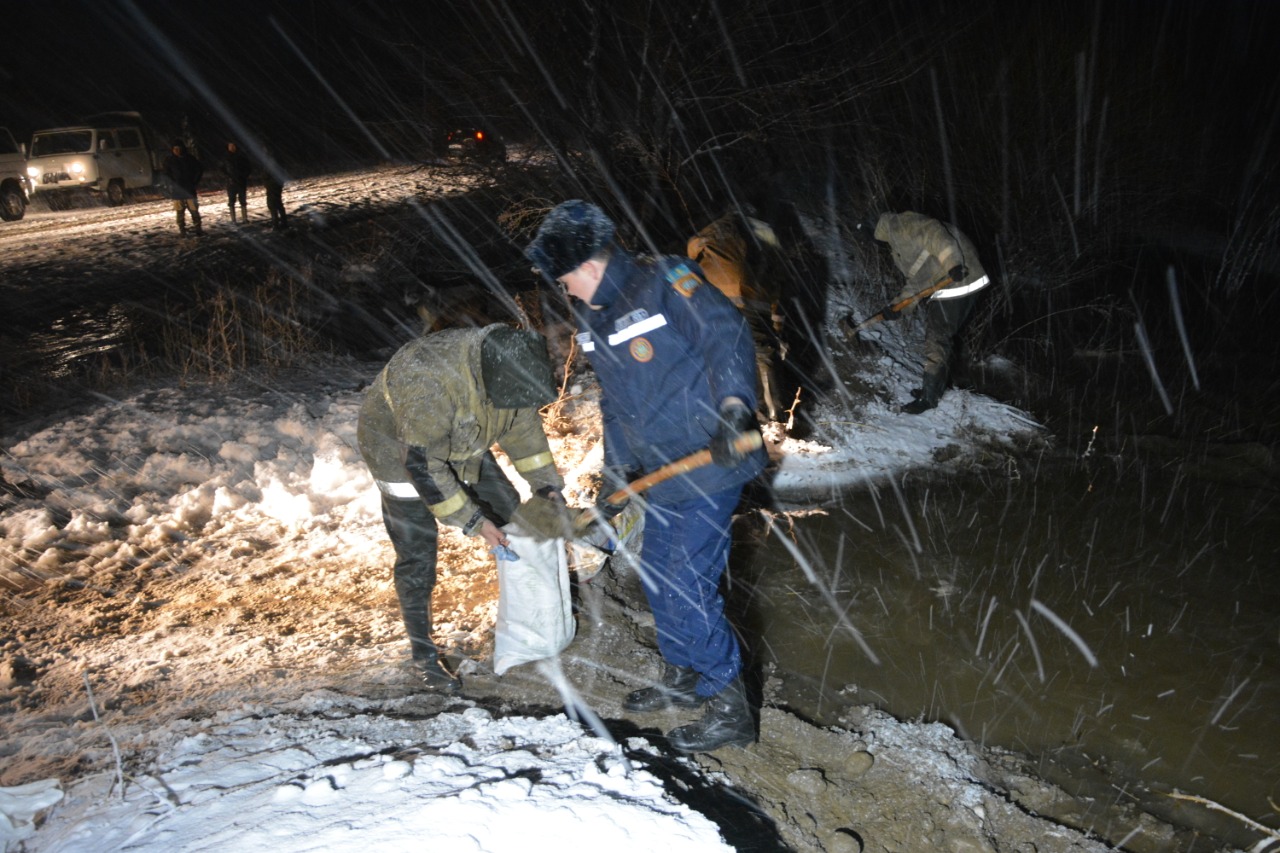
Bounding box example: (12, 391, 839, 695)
(357, 324, 566, 689)
(873, 212, 991, 413)
(688, 213, 786, 421)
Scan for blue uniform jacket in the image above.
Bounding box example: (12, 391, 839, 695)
(574, 250, 768, 504)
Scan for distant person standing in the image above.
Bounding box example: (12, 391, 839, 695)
(263, 160, 288, 230)
(871, 212, 991, 413)
(223, 141, 251, 224)
(162, 140, 204, 237)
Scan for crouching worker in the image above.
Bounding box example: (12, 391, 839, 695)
(356, 324, 568, 691)
(871, 212, 991, 413)
(527, 200, 767, 753)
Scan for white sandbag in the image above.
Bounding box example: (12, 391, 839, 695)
(493, 524, 574, 675)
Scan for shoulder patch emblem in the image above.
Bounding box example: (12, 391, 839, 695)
(629, 336, 654, 362)
(666, 262, 702, 298)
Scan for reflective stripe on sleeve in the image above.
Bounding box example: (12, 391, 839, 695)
(427, 490, 469, 519)
(608, 313, 668, 346)
(576, 332, 595, 352)
(513, 451, 555, 473)
(906, 248, 931, 277)
(933, 274, 991, 299)
(376, 479, 419, 499)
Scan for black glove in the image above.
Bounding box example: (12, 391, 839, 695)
(879, 305, 903, 323)
(595, 466, 635, 520)
(946, 264, 967, 283)
(595, 495, 628, 521)
(710, 401, 758, 467)
(535, 485, 565, 504)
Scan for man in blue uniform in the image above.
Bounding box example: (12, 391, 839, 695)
(526, 200, 767, 753)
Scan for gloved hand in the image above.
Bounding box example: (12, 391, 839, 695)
(511, 491, 577, 542)
(535, 485, 565, 504)
(595, 493, 629, 522)
(710, 400, 758, 467)
(946, 264, 967, 283)
(594, 466, 634, 521)
(879, 305, 903, 323)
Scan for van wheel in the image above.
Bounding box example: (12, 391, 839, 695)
(106, 180, 126, 206)
(0, 184, 24, 221)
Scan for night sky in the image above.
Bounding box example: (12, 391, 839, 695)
(3, 0, 1278, 294)
(3, 1, 506, 164)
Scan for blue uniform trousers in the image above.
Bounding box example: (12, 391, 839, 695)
(638, 485, 744, 697)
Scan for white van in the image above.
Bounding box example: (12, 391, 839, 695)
(26, 122, 158, 208)
(0, 126, 28, 221)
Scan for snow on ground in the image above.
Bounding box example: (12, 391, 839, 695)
(0, 163, 1110, 852)
(16, 697, 730, 852)
(0, 350, 1044, 851)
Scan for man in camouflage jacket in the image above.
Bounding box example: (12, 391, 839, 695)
(357, 324, 565, 689)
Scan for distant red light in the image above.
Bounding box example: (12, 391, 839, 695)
(476, 131, 484, 140)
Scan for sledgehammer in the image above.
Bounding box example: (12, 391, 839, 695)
(842, 265, 967, 337)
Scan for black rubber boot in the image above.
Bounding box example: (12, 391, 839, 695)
(415, 655, 459, 693)
(666, 677, 756, 753)
(903, 367, 946, 414)
(623, 663, 704, 712)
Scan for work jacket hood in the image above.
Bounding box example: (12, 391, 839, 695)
(356, 325, 562, 529)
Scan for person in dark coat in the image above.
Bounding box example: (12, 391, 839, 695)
(527, 200, 767, 754)
(161, 140, 204, 236)
(262, 155, 288, 230)
(356, 324, 569, 690)
(223, 141, 252, 224)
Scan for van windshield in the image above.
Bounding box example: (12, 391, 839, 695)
(31, 131, 93, 156)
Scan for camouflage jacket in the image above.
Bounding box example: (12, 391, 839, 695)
(874, 212, 989, 312)
(356, 325, 563, 530)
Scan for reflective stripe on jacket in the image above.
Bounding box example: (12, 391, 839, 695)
(356, 325, 562, 528)
(874, 212, 989, 309)
(574, 250, 766, 503)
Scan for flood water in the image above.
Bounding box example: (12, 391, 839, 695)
(739, 410, 1279, 848)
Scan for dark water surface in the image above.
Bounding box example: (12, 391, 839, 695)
(740, 390, 1280, 848)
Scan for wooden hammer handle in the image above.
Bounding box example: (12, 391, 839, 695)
(602, 430, 764, 506)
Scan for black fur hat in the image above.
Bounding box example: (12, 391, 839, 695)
(525, 200, 616, 279)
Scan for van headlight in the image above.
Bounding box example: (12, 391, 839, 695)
(26, 165, 38, 178)
(70, 162, 84, 174)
